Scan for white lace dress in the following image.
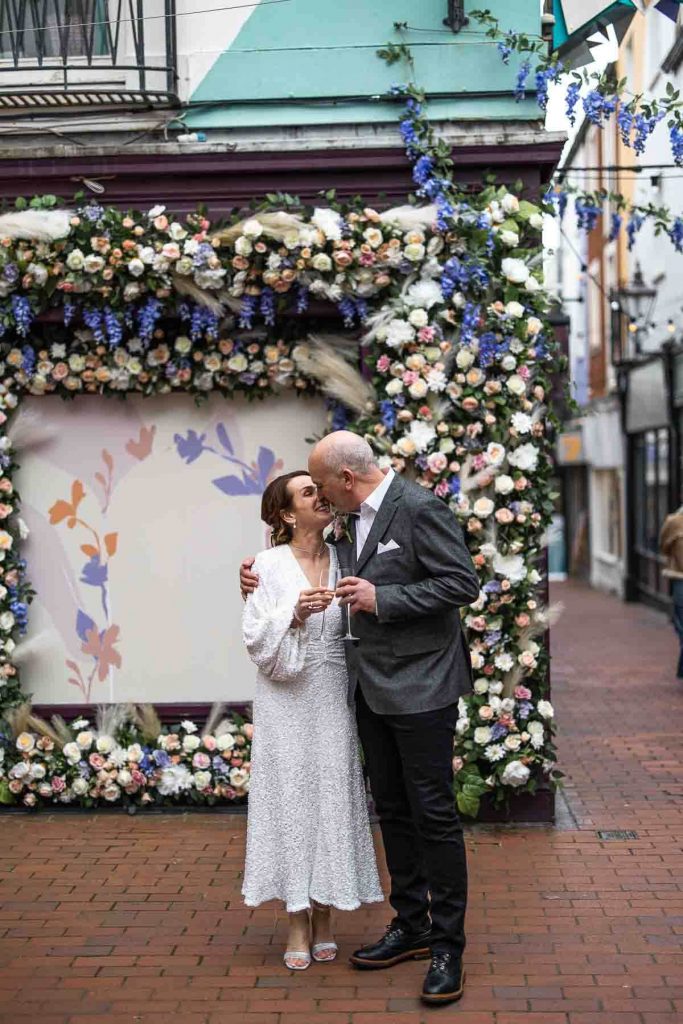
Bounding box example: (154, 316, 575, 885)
(241, 543, 384, 913)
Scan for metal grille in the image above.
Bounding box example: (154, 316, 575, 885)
(596, 830, 639, 840)
(0, 0, 178, 113)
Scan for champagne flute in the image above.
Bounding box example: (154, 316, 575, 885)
(337, 564, 360, 643)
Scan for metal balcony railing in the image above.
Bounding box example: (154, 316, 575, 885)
(0, 0, 178, 114)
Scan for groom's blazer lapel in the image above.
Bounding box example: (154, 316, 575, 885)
(355, 474, 404, 576)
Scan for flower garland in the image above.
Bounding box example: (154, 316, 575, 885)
(0, 705, 251, 809)
(0, 147, 560, 814)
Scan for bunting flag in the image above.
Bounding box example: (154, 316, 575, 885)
(654, 0, 683, 23)
(552, 0, 639, 67)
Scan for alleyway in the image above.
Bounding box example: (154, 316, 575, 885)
(1, 580, 682, 1024)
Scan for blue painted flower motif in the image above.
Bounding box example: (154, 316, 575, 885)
(174, 430, 207, 464)
(80, 556, 108, 588)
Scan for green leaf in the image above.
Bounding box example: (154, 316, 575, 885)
(14, 196, 27, 210)
(456, 790, 481, 818)
(0, 779, 15, 804)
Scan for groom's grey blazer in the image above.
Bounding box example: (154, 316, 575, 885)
(336, 473, 480, 715)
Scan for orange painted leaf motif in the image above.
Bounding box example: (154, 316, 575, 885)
(126, 425, 156, 461)
(80, 544, 99, 558)
(66, 517, 78, 530)
(65, 659, 80, 673)
(104, 533, 118, 558)
(102, 450, 113, 471)
(81, 624, 122, 681)
(48, 499, 73, 525)
(71, 480, 85, 511)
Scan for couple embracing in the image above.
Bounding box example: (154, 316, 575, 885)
(239, 430, 479, 1005)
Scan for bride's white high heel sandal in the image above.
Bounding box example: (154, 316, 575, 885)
(284, 910, 312, 971)
(311, 902, 338, 963)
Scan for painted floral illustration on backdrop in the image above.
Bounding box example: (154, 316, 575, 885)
(174, 422, 283, 497)
(47, 426, 156, 701)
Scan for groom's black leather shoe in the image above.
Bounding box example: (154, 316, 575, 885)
(421, 951, 465, 1004)
(349, 924, 432, 969)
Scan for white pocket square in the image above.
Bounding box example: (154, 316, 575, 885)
(377, 539, 400, 554)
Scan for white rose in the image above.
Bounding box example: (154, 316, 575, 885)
(505, 301, 525, 319)
(506, 375, 527, 397)
(473, 678, 489, 695)
(138, 246, 155, 264)
(234, 236, 253, 257)
(0, 611, 14, 632)
(455, 717, 470, 735)
(456, 348, 475, 369)
(168, 221, 188, 241)
(66, 249, 85, 270)
(537, 700, 554, 720)
(404, 242, 426, 262)
(528, 569, 542, 585)
(525, 276, 541, 293)
(508, 443, 539, 472)
(488, 681, 504, 696)
(127, 258, 145, 277)
(96, 735, 115, 754)
(473, 497, 495, 519)
(501, 761, 530, 787)
(511, 412, 532, 434)
(408, 308, 429, 328)
(71, 777, 88, 796)
(385, 378, 404, 397)
(311, 253, 332, 272)
(103, 784, 121, 802)
(526, 316, 543, 336)
(63, 742, 81, 764)
(126, 743, 143, 762)
(242, 218, 263, 239)
(501, 354, 517, 372)
(495, 475, 515, 495)
(148, 204, 166, 219)
(83, 254, 105, 274)
(193, 770, 212, 790)
(486, 442, 506, 466)
(473, 726, 492, 745)
(501, 193, 520, 214)
(408, 379, 429, 400)
(500, 230, 519, 247)
(76, 730, 94, 750)
(216, 734, 235, 752)
(493, 552, 527, 583)
(504, 734, 522, 751)
(182, 734, 201, 752)
(529, 212, 544, 230)
(117, 769, 133, 787)
(229, 768, 249, 788)
(501, 258, 530, 284)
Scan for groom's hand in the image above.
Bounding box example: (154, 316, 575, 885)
(337, 576, 377, 615)
(240, 557, 259, 601)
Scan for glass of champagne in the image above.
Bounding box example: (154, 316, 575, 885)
(336, 564, 360, 643)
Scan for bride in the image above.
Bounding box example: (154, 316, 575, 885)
(241, 470, 383, 970)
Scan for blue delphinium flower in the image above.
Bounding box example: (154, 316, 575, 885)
(449, 476, 461, 496)
(583, 89, 617, 127)
(575, 199, 601, 232)
(11, 294, 33, 337)
(626, 212, 644, 250)
(238, 294, 258, 329)
(81, 204, 104, 222)
(337, 296, 357, 327)
(329, 401, 349, 431)
(617, 104, 635, 147)
(21, 344, 36, 375)
(497, 40, 512, 64)
(478, 332, 499, 368)
(668, 217, 683, 253)
(379, 399, 396, 430)
(63, 300, 75, 326)
(83, 306, 105, 344)
(633, 109, 665, 156)
(461, 302, 481, 345)
(413, 155, 435, 187)
(136, 297, 162, 344)
(609, 211, 622, 242)
(565, 81, 581, 126)
(295, 285, 309, 314)
(535, 64, 562, 112)
(10, 599, 28, 635)
(669, 123, 683, 165)
(514, 59, 532, 101)
(259, 286, 276, 326)
(103, 306, 122, 347)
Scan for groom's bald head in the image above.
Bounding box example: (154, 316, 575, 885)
(309, 431, 385, 512)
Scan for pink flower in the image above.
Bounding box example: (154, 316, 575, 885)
(402, 371, 418, 385)
(131, 769, 145, 786)
(417, 327, 435, 343)
(515, 613, 531, 627)
(241, 723, 254, 740)
(377, 355, 391, 373)
(203, 735, 217, 752)
(427, 452, 448, 474)
(518, 365, 530, 379)
(472, 454, 487, 471)
(514, 685, 532, 700)
(478, 706, 494, 720)
(452, 756, 464, 773)
(51, 776, 66, 793)
(468, 616, 487, 632)
(192, 752, 211, 770)
(89, 753, 105, 769)
(434, 480, 450, 498)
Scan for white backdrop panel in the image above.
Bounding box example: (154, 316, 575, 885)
(15, 393, 327, 705)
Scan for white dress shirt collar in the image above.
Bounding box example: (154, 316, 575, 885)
(361, 468, 395, 514)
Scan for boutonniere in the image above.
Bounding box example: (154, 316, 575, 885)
(328, 513, 353, 545)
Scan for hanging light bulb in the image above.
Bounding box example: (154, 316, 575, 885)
(628, 318, 638, 334)
(667, 319, 676, 334)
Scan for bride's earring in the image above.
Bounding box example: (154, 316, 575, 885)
(292, 518, 297, 530)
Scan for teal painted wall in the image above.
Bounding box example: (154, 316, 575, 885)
(186, 0, 540, 129)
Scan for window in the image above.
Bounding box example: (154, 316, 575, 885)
(0, 1, 110, 61)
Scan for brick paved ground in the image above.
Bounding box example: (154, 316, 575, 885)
(1, 579, 683, 1024)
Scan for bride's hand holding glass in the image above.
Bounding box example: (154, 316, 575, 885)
(294, 587, 333, 624)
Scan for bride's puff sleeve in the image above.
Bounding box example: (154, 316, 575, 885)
(242, 554, 309, 683)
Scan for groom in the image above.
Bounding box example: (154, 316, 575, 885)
(240, 431, 479, 1004)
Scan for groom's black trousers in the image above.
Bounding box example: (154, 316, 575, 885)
(355, 687, 468, 957)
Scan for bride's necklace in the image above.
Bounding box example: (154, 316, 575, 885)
(291, 542, 326, 558)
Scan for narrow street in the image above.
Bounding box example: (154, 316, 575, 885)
(1, 579, 682, 1024)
